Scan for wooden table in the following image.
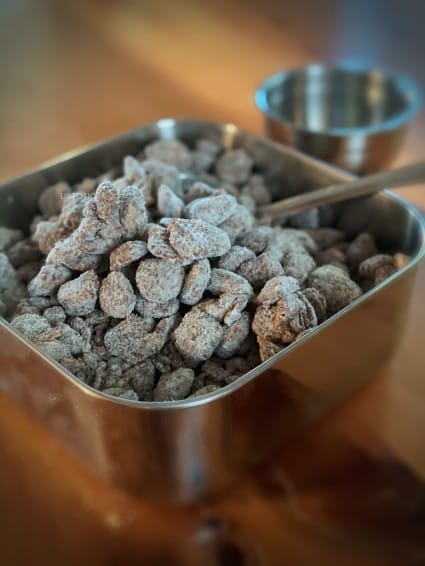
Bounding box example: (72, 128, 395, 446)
(0, 1, 424, 563)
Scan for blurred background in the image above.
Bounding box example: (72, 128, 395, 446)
(1, 0, 424, 189)
(1, 1, 425, 562)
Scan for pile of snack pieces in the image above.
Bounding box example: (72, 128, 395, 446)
(0, 138, 407, 402)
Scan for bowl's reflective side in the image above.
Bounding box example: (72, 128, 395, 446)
(264, 116, 406, 175)
(0, 265, 416, 504)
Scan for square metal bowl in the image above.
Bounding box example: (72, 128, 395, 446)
(0, 119, 424, 503)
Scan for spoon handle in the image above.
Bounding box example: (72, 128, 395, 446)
(260, 161, 425, 219)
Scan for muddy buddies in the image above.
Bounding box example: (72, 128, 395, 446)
(0, 138, 408, 402)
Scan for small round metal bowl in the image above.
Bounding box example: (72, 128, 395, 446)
(255, 64, 422, 174)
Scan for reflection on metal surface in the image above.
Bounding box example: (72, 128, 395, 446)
(0, 120, 424, 504)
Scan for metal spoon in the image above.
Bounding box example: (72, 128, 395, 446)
(259, 161, 425, 220)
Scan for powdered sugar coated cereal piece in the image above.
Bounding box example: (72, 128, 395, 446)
(237, 253, 284, 290)
(302, 287, 327, 323)
(173, 309, 224, 366)
(184, 193, 238, 225)
(198, 293, 249, 326)
(252, 291, 317, 351)
(184, 181, 217, 203)
(28, 264, 73, 296)
(189, 384, 220, 397)
(215, 311, 250, 359)
(147, 224, 183, 262)
(346, 233, 378, 268)
(0, 252, 19, 291)
(135, 296, 179, 319)
(123, 155, 146, 183)
(167, 219, 231, 261)
(215, 149, 253, 185)
(217, 204, 254, 243)
(57, 270, 99, 316)
(207, 268, 253, 298)
(43, 306, 67, 326)
(58, 195, 85, 230)
(37, 182, 71, 219)
(306, 228, 345, 250)
(110, 240, 148, 271)
(218, 246, 256, 272)
(257, 275, 300, 305)
(267, 228, 317, 259)
(99, 272, 136, 318)
(180, 259, 211, 305)
(17, 262, 42, 284)
(144, 140, 192, 170)
(32, 221, 70, 255)
(7, 239, 42, 268)
(157, 184, 184, 218)
(136, 258, 185, 303)
(237, 226, 273, 254)
(11, 313, 52, 342)
(142, 159, 183, 198)
(153, 367, 195, 401)
(119, 184, 148, 239)
(123, 361, 156, 401)
(308, 265, 362, 315)
(358, 254, 397, 284)
(104, 314, 172, 364)
(241, 174, 272, 206)
(257, 337, 283, 361)
(283, 251, 316, 284)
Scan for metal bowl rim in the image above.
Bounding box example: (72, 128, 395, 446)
(254, 63, 423, 137)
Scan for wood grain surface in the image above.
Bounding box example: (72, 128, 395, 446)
(0, 0, 424, 563)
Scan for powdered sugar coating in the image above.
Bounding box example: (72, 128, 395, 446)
(168, 219, 231, 261)
(218, 246, 256, 272)
(215, 311, 250, 359)
(109, 240, 148, 271)
(28, 264, 73, 296)
(198, 293, 249, 326)
(144, 140, 192, 170)
(136, 258, 185, 303)
(153, 368, 195, 401)
(104, 314, 175, 364)
(57, 270, 99, 316)
(99, 272, 136, 318)
(180, 259, 211, 305)
(32, 221, 70, 255)
(237, 253, 284, 290)
(207, 268, 253, 298)
(184, 193, 237, 225)
(135, 296, 180, 319)
(283, 251, 316, 284)
(173, 309, 224, 366)
(215, 149, 253, 184)
(157, 184, 184, 218)
(308, 265, 362, 315)
(147, 224, 182, 262)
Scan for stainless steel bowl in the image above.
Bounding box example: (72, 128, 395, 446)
(255, 64, 422, 174)
(1, 120, 424, 505)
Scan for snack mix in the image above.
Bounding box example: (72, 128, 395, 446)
(1, 139, 408, 402)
